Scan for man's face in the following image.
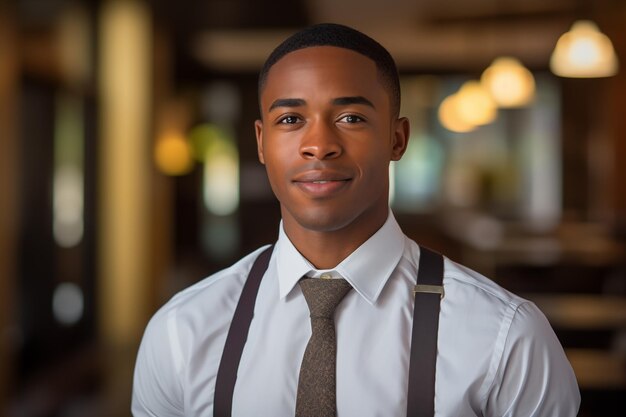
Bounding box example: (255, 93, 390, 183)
(255, 46, 408, 238)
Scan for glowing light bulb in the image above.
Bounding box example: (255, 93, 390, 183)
(438, 93, 476, 133)
(455, 81, 497, 126)
(154, 132, 194, 176)
(481, 57, 535, 108)
(550, 20, 619, 78)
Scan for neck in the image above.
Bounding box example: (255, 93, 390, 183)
(282, 209, 388, 270)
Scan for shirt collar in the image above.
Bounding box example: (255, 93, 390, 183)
(275, 211, 405, 305)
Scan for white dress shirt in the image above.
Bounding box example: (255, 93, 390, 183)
(132, 212, 580, 416)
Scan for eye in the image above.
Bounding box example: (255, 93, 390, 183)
(339, 114, 364, 123)
(278, 115, 302, 124)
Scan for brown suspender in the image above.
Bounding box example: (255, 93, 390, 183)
(407, 246, 444, 417)
(214, 245, 444, 417)
(213, 245, 274, 417)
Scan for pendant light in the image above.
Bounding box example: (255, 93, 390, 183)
(481, 57, 535, 107)
(550, 20, 619, 78)
(455, 81, 497, 126)
(438, 93, 476, 133)
(438, 81, 497, 133)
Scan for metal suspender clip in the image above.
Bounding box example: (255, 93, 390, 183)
(413, 284, 445, 299)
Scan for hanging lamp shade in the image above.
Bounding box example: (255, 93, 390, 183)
(455, 81, 497, 126)
(438, 93, 476, 133)
(481, 57, 535, 107)
(550, 20, 619, 78)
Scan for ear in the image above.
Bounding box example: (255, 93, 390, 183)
(391, 117, 410, 161)
(254, 119, 265, 164)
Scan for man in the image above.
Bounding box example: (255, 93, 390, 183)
(132, 23, 580, 416)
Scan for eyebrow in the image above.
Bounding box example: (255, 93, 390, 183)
(332, 96, 375, 109)
(267, 96, 376, 112)
(268, 98, 306, 112)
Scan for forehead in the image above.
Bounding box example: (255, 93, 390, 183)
(261, 46, 386, 107)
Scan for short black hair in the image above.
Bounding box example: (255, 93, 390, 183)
(258, 23, 401, 116)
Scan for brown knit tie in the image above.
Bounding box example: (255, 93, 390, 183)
(296, 278, 353, 417)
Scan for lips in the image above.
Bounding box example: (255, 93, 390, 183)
(292, 170, 352, 198)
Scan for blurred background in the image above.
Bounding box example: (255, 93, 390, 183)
(1, 0, 626, 415)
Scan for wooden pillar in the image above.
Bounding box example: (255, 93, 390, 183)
(98, 0, 152, 350)
(0, 5, 19, 407)
(603, 3, 626, 233)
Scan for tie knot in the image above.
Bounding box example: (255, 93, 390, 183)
(299, 278, 353, 319)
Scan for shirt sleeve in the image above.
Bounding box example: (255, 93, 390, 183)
(483, 301, 581, 417)
(132, 308, 185, 416)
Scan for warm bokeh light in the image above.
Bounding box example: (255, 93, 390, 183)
(154, 132, 194, 176)
(481, 57, 535, 108)
(438, 93, 476, 133)
(455, 81, 497, 126)
(550, 20, 619, 78)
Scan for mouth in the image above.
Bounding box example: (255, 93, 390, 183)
(292, 171, 352, 197)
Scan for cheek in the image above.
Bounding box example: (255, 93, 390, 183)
(264, 157, 284, 186)
(264, 133, 298, 158)
(262, 143, 293, 193)
(353, 142, 391, 173)
(356, 151, 392, 192)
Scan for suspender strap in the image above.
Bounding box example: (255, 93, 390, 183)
(214, 245, 274, 417)
(407, 246, 444, 417)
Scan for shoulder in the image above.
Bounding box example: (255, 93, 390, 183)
(169, 245, 273, 303)
(402, 238, 554, 365)
(439, 253, 557, 343)
(157, 245, 273, 318)
(432, 246, 555, 350)
(404, 241, 579, 413)
(132, 245, 274, 414)
(403, 238, 527, 314)
(138, 244, 274, 364)
(443, 257, 527, 311)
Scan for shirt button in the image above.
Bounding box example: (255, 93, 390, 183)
(320, 273, 332, 280)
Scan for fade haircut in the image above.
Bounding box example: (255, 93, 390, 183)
(258, 23, 401, 116)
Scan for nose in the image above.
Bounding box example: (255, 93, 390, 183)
(299, 120, 343, 160)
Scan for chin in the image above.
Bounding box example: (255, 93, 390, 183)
(286, 206, 371, 234)
(296, 215, 350, 233)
